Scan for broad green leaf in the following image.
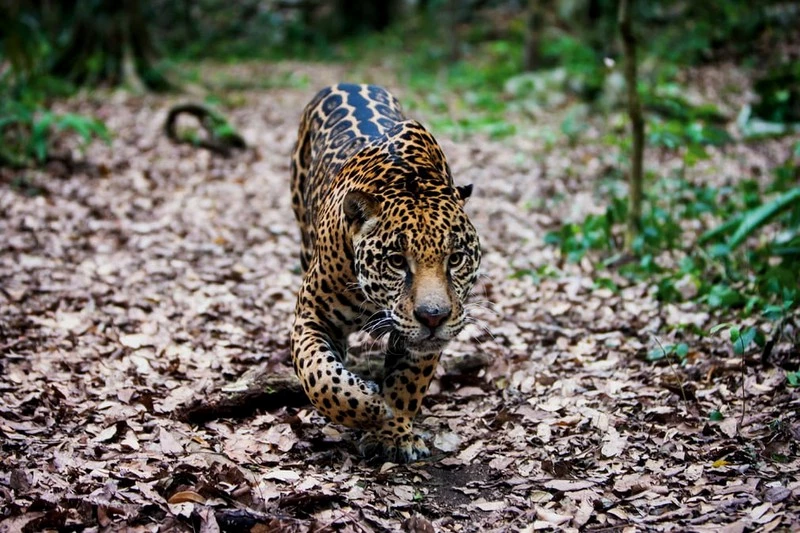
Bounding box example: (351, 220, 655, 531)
(31, 112, 54, 162)
(675, 343, 689, 358)
(727, 188, 800, 250)
(733, 327, 757, 354)
(707, 285, 744, 309)
(699, 213, 743, 244)
(709, 322, 733, 335)
(647, 346, 669, 361)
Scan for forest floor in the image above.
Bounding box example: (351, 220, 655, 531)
(1, 61, 799, 532)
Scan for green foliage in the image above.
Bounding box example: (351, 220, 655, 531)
(639, 0, 788, 64)
(710, 323, 766, 354)
(0, 69, 110, 168)
(143, 0, 796, 147)
(705, 321, 800, 386)
(540, 35, 605, 99)
(722, 188, 800, 251)
(647, 119, 731, 150)
(0, 96, 110, 167)
(510, 264, 560, 284)
(0, 5, 111, 169)
(545, 41, 799, 322)
(647, 341, 689, 362)
(544, 207, 618, 263)
(0, 10, 51, 82)
(752, 61, 800, 124)
(547, 159, 800, 320)
(642, 83, 732, 162)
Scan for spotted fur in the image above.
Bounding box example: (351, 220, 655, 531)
(290, 84, 481, 462)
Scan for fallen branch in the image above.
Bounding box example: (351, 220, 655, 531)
(175, 372, 308, 424)
(175, 353, 490, 424)
(164, 103, 246, 157)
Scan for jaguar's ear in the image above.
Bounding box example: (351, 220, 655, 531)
(456, 184, 473, 205)
(343, 190, 380, 230)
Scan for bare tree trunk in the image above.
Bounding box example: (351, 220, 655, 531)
(619, 0, 644, 250)
(446, 0, 461, 61)
(523, 0, 545, 71)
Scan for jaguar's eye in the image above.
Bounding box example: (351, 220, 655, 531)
(448, 252, 468, 270)
(387, 254, 408, 271)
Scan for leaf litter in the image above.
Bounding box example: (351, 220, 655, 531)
(1, 61, 799, 531)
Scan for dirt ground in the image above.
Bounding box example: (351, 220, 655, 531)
(1, 62, 798, 532)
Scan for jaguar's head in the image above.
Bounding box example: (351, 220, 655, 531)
(344, 181, 481, 353)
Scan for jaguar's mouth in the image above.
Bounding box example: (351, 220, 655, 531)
(406, 335, 450, 353)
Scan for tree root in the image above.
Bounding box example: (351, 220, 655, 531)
(164, 104, 247, 157)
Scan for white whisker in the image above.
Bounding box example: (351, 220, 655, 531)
(464, 316, 497, 342)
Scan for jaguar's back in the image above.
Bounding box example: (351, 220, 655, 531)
(290, 84, 408, 267)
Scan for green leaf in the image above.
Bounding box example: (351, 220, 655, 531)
(787, 371, 800, 387)
(55, 113, 110, 143)
(733, 327, 757, 354)
(31, 112, 54, 162)
(709, 322, 733, 335)
(647, 345, 671, 361)
(675, 343, 689, 358)
(698, 213, 744, 244)
(762, 305, 786, 321)
(594, 277, 620, 293)
(727, 188, 800, 250)
(684, 143, 709, 167)
(709, 410, 724, 421)
(753, 329, 766, 348)
(707, 285, 745, 309)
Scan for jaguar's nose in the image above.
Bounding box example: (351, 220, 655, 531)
(414, 305, 451, 330)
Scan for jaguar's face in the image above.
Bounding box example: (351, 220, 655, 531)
(346, 188, 481, 353)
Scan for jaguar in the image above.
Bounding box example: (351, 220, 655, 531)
(289, 83, 481, 462)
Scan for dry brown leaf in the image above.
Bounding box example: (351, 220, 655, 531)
(393, 485, 415, 501)
(263, 469, 300, 482)
(120, 333, 154, 349)
(158, 427, 184, 455)
(168, 490, 207, 504)
(544, 480, 595, 492)
(457, 440, 484, 462)
(433, 430, 462, 452)
(94, 424, 118, 443)
(474, 500, 507, 512)
(403, 514, 435, 533)
(535, 506, 571, 525)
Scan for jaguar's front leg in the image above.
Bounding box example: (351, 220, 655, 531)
(292, 317, 391, 430)
(359, 333, 441, 463)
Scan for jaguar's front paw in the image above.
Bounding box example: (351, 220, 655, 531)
(358, 433, 430, 464)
